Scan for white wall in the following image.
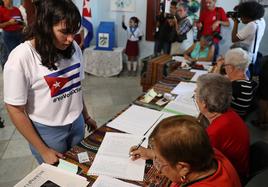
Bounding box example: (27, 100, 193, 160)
(85, 0, 267, 58)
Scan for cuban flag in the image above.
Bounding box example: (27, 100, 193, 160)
(44, 63, 81, 97)
(82, 0, 93, 48)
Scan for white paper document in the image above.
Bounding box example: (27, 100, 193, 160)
(144, 112, 177, 138)
(190, 69, 208, 82)
(163, 94, 199, 117)
(15, 163, 89, 187)
(170, 82, 196, 95)
(92, 176, 140, 187)
(107, 105, 164, 136)
(88, 132, 148, 181)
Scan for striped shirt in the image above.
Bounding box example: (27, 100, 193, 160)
(231, 80, 258, 117)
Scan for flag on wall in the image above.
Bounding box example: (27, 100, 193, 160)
(82, 0, 93, 48)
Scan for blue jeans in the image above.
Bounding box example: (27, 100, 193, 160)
(3, 30, 23, 54)
(29, 114, 85, 164)
(0, 33, 8, 69)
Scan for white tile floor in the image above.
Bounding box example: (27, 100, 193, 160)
(0, 69, 268, 186)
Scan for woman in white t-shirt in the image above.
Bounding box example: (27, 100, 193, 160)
(231, 1, 265, 66)
(3, 0, 97, 164)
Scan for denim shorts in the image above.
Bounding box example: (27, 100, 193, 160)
(29, 113, 85, 164)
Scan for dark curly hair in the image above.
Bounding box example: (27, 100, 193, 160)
(238, 1, 265, 20)
(25, 0, 81, 70)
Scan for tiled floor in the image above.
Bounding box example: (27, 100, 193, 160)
(0, 69, 268, 186)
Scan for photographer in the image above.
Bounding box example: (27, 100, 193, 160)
(198, 0, 230, 62)
(231, 1, 265, 69)
(154, 1, 178, 55)
(170, 3, 194, 55)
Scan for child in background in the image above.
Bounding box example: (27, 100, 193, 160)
(122, 15, 143, 76)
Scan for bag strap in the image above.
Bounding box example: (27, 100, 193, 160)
(252, 22, 259, 63)
(215, 7, 221, 31)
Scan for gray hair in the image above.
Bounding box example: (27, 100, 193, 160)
(196, 73, 232, 113)
(225, 48, 251, 71)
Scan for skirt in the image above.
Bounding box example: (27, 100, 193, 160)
(125, 40, 139, 57)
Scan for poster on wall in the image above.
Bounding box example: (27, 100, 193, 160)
(111, 0, 136, 12)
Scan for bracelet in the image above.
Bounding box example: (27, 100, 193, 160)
(84, 116, 91, 123)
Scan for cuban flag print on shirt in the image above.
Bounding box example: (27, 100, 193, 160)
(44, 63, 81, 98)
(82, 0, 93, 48)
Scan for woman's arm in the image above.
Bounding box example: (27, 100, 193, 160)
(183, 43, 196, 61)
(82, 98, 97, 131)
(0, 19, 17, 29)
(5, 104, 64, 164)
(231, 18, 241, 42)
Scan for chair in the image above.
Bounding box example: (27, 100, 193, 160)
(245, 141, 268, 186)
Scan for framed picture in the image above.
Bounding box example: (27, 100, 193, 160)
(240, 0, 268, 6)
(110, 0, 136, 12)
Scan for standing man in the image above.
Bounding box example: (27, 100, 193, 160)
(154, 0, 178, 55)
(198, 0, 230, 62)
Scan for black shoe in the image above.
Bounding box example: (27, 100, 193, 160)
(0, 119, 4, 128)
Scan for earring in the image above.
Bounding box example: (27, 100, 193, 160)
(180, 175, 188, 184)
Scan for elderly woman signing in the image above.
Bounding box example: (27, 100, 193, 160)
(130, 115, 241, 187)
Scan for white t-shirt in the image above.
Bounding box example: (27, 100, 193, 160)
(4, 41, 85, 126)
(237, 18, 266, 63)
(127, 27, 143, 41)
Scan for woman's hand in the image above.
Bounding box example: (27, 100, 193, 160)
(41, 147, 64, 164)
(129, 146, 154, 161)
(184, 54, 191, 61)
(85, 117, 97, 132)
(212, 21, 221, 31)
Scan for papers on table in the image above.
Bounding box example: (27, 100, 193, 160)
(170, 82, 196, 95)
(88, 132, 148, 181)
(92, 176, 140, 187)
(163, 94, 199, 117)
(144, 112, 176, 138)
(196, 61, 212, 70)
(57, 159, 78, 174)
(15, 163, 89, 187)
(190, 69, 208, 82)
(107, 105, 164, 136)
(140, 88, 158, 103)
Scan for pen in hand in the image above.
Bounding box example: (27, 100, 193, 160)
(129, 137, 146, 157)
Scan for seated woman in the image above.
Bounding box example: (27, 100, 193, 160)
(183, 35, 215, 63)
(195, 73, 250, 184)
(214, 48, 258, 117)
(130, 115, 241, 187)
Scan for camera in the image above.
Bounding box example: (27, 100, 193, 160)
(227, 11, 240, 18)
(213, 32, 222, 41)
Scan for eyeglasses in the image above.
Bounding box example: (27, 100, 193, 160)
(192, 94, 200, 112)
(153, 155, 169, 172)
(222, 64, 232, 68)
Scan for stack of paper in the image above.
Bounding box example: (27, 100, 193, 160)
(170, 82, 196, 95)
(92, 176, 140, 187)
(190, 69, 208, 82)
(88, 132, 148, 181)
(15, 163, 89, 187)
(107, 105, 164, 136)
(163, 94, 199, 117)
